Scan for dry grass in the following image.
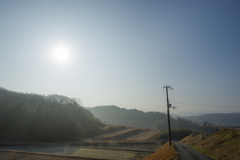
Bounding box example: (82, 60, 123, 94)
(141, 142, 178, 160)
(73, 148, 136, 159)
(145, 131, 161, 140)
(101, 129, 136, 139)
(126, 129, 160, 141)
(180, 129, 240, 160)
(179, 134, 203, 146)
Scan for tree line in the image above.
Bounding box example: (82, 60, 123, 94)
(0, 87, 105, 142)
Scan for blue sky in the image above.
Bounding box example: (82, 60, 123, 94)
(0, 0, 240, 116)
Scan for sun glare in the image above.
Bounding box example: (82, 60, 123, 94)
(52, 43, 71, 64)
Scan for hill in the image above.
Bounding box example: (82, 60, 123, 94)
(185, 113, 240, 126)
(0, 87, 105, 142)
(180, 128, 240, 160)
(86, 105, 167, 128)
(85, 106, 215, 133)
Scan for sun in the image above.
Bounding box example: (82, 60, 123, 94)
(52, 43, 71, 64)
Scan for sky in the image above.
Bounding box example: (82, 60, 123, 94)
(0, 0, 240, 116)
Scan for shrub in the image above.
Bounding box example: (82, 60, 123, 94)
(156, 128, 201, 140)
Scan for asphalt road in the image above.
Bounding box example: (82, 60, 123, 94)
(174, 142, 214, 160)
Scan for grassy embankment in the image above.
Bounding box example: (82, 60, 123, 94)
(180, 128, 240, 160)
(142, 142, 178, 160)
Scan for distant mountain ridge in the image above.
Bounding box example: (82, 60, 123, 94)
(86, 105, 168, 128)
(185, 113, 240, 126)
(85, 105, 215, 133)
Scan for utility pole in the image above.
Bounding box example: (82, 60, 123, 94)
(163, 86, 173, 146)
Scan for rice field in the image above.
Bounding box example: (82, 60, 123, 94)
(0, 144, 152, 159)
(0, 129, 161, 159)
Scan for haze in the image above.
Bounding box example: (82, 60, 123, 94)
(1, 0, 240, 116)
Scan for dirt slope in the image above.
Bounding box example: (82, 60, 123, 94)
(141, 142, 177, 160)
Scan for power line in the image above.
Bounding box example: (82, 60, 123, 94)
(169, 101, 240, 107)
